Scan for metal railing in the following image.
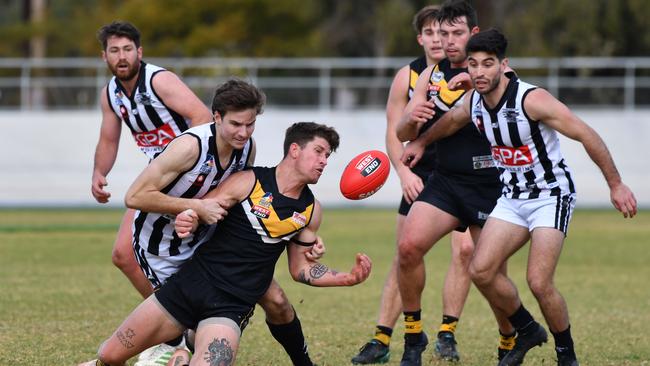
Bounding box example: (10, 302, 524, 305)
(1, 57, 650, 110)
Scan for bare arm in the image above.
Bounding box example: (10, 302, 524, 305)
(125, 135, 227, 223)
(525, 88, 637, 218)
(152, 71, 213, 127)
(401, 92, 473, 167)
(396, 65, 436, 142)
(287, 201, 372, 287)
(91, 87, 122, 203)
(174, 170, 256, 238)
(386, 66, 425, 203)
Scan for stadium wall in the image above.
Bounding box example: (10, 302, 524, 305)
(1, 109, 648, 208)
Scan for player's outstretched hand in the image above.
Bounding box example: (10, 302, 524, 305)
(345, 253, 372, 286)
(610, 182, 637, 218)
(401, 140, 425, 168)
(175, 209, 199, 238)
(91, 172, 111, 203)
(305, 236, 326, 261)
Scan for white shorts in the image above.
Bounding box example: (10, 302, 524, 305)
(489, 194, 577, 235)
(133, 241, 192, 289)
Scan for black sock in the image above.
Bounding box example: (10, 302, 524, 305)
(164, 334, 183, 348)
(507, 304, 536, 334)
(267, 313, 313, 366)
(552, 325, 576, 358)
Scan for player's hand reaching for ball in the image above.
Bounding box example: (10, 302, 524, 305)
(345, 253, 372, 286)
(175, 209, 199, 238)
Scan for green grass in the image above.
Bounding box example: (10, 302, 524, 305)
(0, 208, 648, 365)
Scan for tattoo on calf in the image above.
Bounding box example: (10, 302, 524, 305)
(116, 328, 135, 349)
(204, 338, 234, 366)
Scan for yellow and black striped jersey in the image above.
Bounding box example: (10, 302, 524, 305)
(426, 58, 498, 181)
(408, 56, 438, 175)
(193, 166, 315, 304)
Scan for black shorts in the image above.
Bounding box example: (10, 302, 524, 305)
(398, 170, 433, 216)
(416, 173, 501, 230)
(154, 261, 255, 332)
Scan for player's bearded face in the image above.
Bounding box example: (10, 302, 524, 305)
(104, 36, 141, 82)
(469, 52, 502, 95)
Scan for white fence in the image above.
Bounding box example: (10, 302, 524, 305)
(2, 57, 650, 110)
(0, 109, 648, 208)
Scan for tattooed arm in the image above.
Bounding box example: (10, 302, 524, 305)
(287, 200, 372, 287)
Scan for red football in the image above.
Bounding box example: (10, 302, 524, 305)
(340, 150, 390, 200)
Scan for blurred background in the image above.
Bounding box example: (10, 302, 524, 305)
(1, 0, 649, 207)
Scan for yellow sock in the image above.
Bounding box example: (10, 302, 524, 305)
(438, 320, 458, 334)
(499, 333, 516, 351)
(404, 316, 423, 334)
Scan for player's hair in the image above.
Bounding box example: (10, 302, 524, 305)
(283, 122, 340, 157)
(412, 5, 440, 34)
(97, 21, 141, 50)
(466, 28, 508, 60)
(437, 0, 478, 30)
(211, 78, 266, 117)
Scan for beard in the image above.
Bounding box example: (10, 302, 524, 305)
(109, 60, 140, 82)
(473, 70, 501, 95)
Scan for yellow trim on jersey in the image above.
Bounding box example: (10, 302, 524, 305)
(249, 180, 314, 238)
(431, 64, 466, 107)
(409, 69, 420, 91)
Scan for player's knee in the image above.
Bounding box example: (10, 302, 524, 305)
(453, 240, 474, 265)
(97, 341, 122, 365)
(469, 262, 493, 288)
(259, 286, 294, 323)
(398, 237, 424, 267)
(527, 275, 554, 299)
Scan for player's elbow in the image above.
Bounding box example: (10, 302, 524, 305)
(396, 128, 414, 142)
(124, 189, 140, 210)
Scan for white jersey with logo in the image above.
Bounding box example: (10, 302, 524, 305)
(469, 76, 576, 199)
(132, 123, 253, 260)
(106, 62, 191, 159)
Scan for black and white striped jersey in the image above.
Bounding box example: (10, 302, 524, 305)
(106, 62, 191, 159)
(132, 123, 254, 259)
(469, 76, 576, 199)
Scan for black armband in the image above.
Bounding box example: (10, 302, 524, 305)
(290, 237, 317, 247)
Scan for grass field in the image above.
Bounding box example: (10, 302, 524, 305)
(0, 208, 648, 366)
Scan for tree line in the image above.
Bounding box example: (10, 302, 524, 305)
(1, 0, 649, 58)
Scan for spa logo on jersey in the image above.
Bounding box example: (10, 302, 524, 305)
(491, 145, 533, 170)
(133, 123, 177, 147)
(251, 192, 273, 219)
